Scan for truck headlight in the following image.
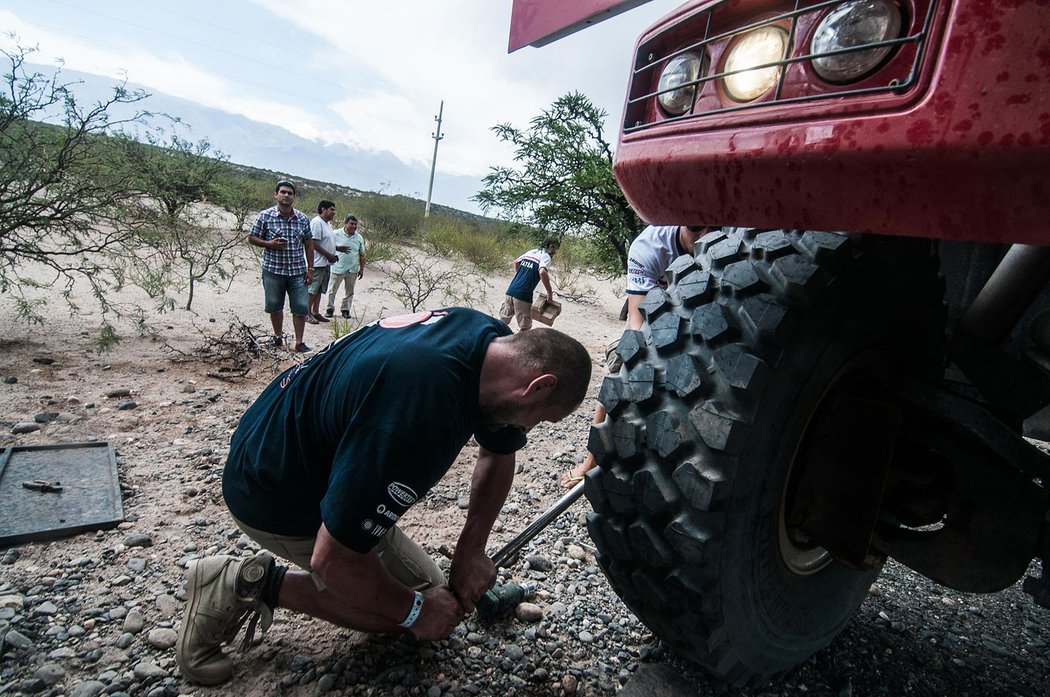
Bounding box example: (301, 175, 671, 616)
(723, 25, 790, 102)
(811, 0, 902, 83)
(657, 52, 705, 115)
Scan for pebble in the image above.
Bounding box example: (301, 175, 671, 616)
(123, 609, 146, 634)
(69, 681, 106, 697)
(155, 594, 180, 617)
(123, 533, 153, 548)
(4, 628, 33, 650)
(116, 400, 138, 411)
(515, 602, 544, 622)
(526, 555, 553, 572)
(567, 545, 588, 561)
(147, 627, 178, 649)
(0, 593, 24, 609)
(34, 600, 59, 615)
(33, 663, 65, 685)
(12, 422, 41, 434)
(133, 661, 169, 680)
(34, 412, 59, 423)
(106, 388, 132, 398)
(4, 375, 17, 384)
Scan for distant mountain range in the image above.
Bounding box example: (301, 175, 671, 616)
(33, 64, 487, 215)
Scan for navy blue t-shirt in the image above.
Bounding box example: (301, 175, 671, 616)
(505, 247, 552, 302)
(222, 308, 526, 552)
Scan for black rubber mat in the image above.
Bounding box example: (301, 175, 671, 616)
(0, 442, 124, 546)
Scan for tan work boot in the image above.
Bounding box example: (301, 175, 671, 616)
(175, 551, 275, 685)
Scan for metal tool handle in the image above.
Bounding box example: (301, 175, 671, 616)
(491, 480, 585, 569)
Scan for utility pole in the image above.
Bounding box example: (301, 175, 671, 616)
(424, 100, 444, 218)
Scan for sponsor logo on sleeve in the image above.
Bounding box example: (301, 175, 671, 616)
(361, 519, 388, 538)
(387, 482, 418, 506)
(376, 504, 401, 522)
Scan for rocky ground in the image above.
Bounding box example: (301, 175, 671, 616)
(0, 247, 1047, 697)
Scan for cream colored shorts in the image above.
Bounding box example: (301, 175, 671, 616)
(231, 515, 444, 592)
(499, 295, 533, 330)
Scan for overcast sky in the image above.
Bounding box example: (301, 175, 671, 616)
(0, 0, 681, 201)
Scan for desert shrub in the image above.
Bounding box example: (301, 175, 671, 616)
(378, 255, 490, 312)
(328, 304, 389, 340)
(353, 194, 424, 241)
(363, 239, 397, 265)
(422, 219, 516, 273)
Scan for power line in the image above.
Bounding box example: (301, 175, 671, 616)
(9, 17, 334, 109)
(46, 0, 336, 90)
(137, 0, 297, 59)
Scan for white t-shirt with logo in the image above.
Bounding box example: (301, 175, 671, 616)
(626, 225, 685, 295)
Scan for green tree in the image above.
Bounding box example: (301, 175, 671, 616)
(0, 43, 152, 320)
(123, 134, 243, 311)
(214, 172, 269, 231)
(473, 92, 644, 274)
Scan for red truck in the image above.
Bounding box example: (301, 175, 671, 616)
(511, 0, 1050, 686)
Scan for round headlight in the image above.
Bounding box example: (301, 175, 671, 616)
(723, 25, 790, 102)
(657, 52, 705, 115)
(811, 0, 902, 83)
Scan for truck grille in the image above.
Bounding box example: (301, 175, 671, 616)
(623, 0, 941, 133)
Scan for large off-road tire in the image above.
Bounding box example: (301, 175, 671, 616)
(586, 229, 945, 686)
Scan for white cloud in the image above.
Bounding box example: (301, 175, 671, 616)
(3, 0, 683, 185)
(0, 11, 327, 143)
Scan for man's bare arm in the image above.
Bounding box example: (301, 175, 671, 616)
(449, 447, 515, 611)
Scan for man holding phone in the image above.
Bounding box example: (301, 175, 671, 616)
(247, 180, 316, 353)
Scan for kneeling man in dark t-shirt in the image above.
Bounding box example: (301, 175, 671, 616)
(176, 307, 592, 685)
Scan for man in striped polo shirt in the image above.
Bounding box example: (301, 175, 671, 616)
(247, 180, 316, 353)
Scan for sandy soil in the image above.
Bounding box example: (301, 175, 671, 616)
(0, 222, 625, 695)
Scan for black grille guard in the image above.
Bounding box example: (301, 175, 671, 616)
(624, 0, 942, 133)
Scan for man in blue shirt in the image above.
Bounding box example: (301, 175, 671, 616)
(176, 308, 592, 685)
(499, 237, 558, 331)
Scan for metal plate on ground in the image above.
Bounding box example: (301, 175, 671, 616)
(0, 442, 124, 546)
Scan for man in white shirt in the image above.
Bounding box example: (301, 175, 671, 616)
(560, 224, 720, 487)
(307, 200, 338, 324)
(499, 237, 557, 332)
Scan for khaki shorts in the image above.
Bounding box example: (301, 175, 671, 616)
(308, 265, 331, 295)
(499, 295, 533, 330)
(605, 338, 623, 374)
(231, 515, 444, 592)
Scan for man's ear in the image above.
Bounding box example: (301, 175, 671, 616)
(523, 373, 557, 398)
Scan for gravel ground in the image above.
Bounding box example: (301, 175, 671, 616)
(0, 265, 1047, 696)
(1, 469, 1047, 697)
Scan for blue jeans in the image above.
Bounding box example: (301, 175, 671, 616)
(262, 269, 309, 316)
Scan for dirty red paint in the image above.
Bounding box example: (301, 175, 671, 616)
(905, 121, 936, 146)
(602, 0, 1050, 243)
